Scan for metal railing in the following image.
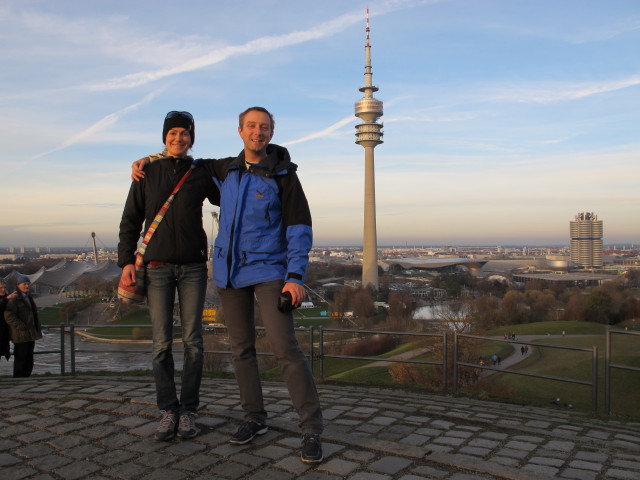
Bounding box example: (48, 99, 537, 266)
(453, 332, 599, 412)
(14, 323, 639, 417)
(605, 327, 640, 415)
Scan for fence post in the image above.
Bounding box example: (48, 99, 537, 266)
(605, 327, 611, 415)
(452, 331, 458, 393)
(59, 324, 65, 375)
(319, 326, 324, 381)
(70, 324, 76, 375)
(592, 344, 598, 412)
(442, 332, 448, 393)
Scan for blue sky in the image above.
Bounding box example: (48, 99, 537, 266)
(1, 0, 638, 248)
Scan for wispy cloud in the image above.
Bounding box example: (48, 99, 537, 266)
(19, 89, 163, 167)
(488, 75, 640, 104)
(283, 116, 354, 146)
(87, 0, 436, 91)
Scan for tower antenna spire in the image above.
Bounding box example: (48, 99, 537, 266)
(355, 8, 383, 290)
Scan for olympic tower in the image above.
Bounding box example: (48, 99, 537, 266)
(355, 9, 383, 290)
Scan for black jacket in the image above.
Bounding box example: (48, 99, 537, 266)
(118, 156, 220, 267)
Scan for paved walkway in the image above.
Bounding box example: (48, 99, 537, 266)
(1, 376, 640, 480)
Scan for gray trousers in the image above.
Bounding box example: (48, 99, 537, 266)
(218, 279, 323, 434)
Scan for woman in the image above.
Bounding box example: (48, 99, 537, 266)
(118, 111, 219, 442)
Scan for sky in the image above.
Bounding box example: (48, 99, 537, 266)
(1, 0, 639, 249)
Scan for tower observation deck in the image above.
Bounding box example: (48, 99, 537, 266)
(355, 9, 383, 290)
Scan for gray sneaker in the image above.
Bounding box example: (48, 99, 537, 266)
(177, 412, 200, 439)
(154, 410, 177, 441)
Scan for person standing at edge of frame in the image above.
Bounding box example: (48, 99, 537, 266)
(4, 275, 41, 377)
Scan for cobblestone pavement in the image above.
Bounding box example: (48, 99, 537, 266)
(1, 376, 639, 479)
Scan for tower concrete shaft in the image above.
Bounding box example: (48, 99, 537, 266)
(355, 9, 383, 290)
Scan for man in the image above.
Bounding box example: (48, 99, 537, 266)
(4, 275, 42, 377)
(119, 111, 219, 441)
(133, 107, 324, 463)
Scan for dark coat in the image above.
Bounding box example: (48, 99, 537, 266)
(4, 293, 42, 344)
(118, 157, 220, 267)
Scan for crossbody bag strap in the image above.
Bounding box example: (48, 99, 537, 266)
(137, 160, 196, 255)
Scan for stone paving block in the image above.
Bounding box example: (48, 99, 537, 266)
(59, 399, 90, 409)
(612, 458, 640, 470)
(63, 443, 106, 460)
(349, 472, 391, 480)
(93, 449, 137, 466)
(319, 458, 360, 475)
(528, 456, 565, 467)
(107, 462, 152, 479)
(0, 452, 22, 466)
(173, 453, 219, 472)
(165, 440, 207, 456)
(495, 447, 529, 459)
(16, 444, 54, 458)
(604, 468, 640, 479)
(371, 416, 397, 426)
(254, 444, 291, 459)
(412, 464, 449, 478)
(575, 450, 608, 463)
(343, 449, 376, 462)
(80, 424, 122, 440)
(545, 439, 575, 452)
(567, 459, 603, 472)
(560, 467, 598, 480)
(17, 430, 55, 443)
(479, 431, 508, 441)
(273, 455, 311, 475)
(28, 453, 73, 471)
(504, 440, 538, 452)
(246, 467, 296, 480)
(356, 423, 384, 434)
(489, 455, 521, 467)
(99, 432, 138, 449)
(432, 436, 465, 447)
(458, 446, 490, 457)
(53, 460, 102, 480)
(211, 460, 254, 478)
(401, 433, 430, 446)
(140, 467, 189, 480)
(369, 455, 412, 474)
(47, 433, 87, 450)
(136, 451, 177, 468)
(7, 413, 38, 423)
(523, 463, 560, 476)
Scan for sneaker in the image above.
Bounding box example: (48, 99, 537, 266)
(177, 412, 200, 439)
(154, 410, 177, 441)
(301, 433, 323, 463)
(229, 420, 268, 445)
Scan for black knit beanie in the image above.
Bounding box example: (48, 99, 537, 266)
(163, 111, 195, 146)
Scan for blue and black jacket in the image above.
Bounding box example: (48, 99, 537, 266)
(199, 145, 312, 289)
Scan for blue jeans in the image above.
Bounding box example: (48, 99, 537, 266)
(146, 262, 206, 414)
(218, 279, 323, 434)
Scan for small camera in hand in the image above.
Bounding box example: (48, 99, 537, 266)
(278, 291, 297, 313)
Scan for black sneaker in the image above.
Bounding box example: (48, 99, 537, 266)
(301, 433, 323, 463)
(229, 420, 268, 445)
(177, 412, 200, 439)
(154, 410, 177, 441)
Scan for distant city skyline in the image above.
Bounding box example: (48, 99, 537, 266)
(1, 1, 638, 248)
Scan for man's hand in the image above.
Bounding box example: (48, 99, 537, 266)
(282, 282, 305, 308)
(131, 157, 150, 181)
(120, 264, 137, 286)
